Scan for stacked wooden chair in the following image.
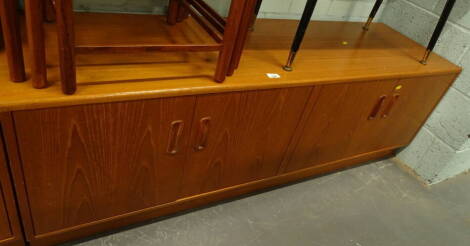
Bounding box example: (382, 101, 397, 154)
(2, 0, 456, 95)
(21, 0, 260, 95)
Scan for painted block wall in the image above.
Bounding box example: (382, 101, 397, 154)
(73, 0, 386, 22)
(380, 0, 470, 184)
(254, 0, 387, 21)
(73, 0, 229, 15)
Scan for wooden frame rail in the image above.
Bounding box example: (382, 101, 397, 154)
(25, 0, 252, 95)
(75, 44, 223, 54)
(181, 1, 223, 43)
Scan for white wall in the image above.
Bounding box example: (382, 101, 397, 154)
(257, 0, 386, 22)
(73, 0, 386, 22)
(380, 0, 470, 184)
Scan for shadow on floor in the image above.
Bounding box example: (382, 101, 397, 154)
(63, 159, 470, 246)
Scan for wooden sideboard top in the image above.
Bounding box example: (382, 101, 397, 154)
(0, 13, 461, 112)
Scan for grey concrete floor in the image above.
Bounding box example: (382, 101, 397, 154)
(64, 159, 470, 246)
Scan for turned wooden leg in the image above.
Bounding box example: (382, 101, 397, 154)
(226, 0, 258, 76)
(168, 0, 179, 25)
(25, 0, 48, 88)
(420, 0, 456, 65)
(55, 0, 77, 94)
(214, 0, 247, 82)
(44, 0, 56, 22)
(0, 0, 26, 82)
(363, 0, 383, 31)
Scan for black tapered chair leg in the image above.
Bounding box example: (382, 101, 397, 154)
(283, 0, 318, 71)
(420, 0, 456, 64)
(363, 0, 384, 31)
(249, 0, 263, 30)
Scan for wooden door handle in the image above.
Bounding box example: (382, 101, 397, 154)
(167, 120, 184, 155)
(382, 94, 400, 118)
(368, 95, 387, 120)
(195, 117, 211, 151)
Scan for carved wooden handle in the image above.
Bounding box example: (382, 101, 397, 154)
(382, 94, 400, 118)
(368, 95, 387, 120)
(195, 117, 211, 151)
(167, 120, 184, 155)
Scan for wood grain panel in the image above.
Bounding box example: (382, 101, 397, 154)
(182, 87, 312, 197)
(0, 137, 13, 241)
(13, 97, 196, 234)
(377, 74, 456, 148)
(282, 80, 397, 173)
(0, 113, 25, 246)
(27, 148, 395, 246)
(340, 75, 455, 155)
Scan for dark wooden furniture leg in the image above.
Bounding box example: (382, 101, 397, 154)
(25, 0, 48, 88)
(227, 0, 259, 76)
(55, 0, 77, 94)
(420, 0, 456, 64)
(0, 0, 26, 82)
(363, 0, 383, 31)
(168, 0, 179, 25)
(45, 0, 56, 22)
(0, 20, 3, 50)
(283, 0, 318, 71)
(214, 0, 248, 82)
(177, 0, 190, 22)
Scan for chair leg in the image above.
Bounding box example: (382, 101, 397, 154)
(214, 0, 248, 82)
(176, 0, 189, 22)
(168, 0, 179, 25)
(283, 0, 318, 72)
(0, 0, 26, 82)
(226, 0, 258, 76)
(44, 0, 56, 22)
(25, 0, 48, 88)
(55, 0, 77, 94)
(363, 0, 383, 31)
(420, 0, 456, 65)
(0, 20, 3, 50)
(249, 0, 263, 30)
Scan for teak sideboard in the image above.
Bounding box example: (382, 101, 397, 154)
(0, 16, 462, 246)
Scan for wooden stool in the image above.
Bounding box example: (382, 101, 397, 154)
(25, 0, 257, 95)
(0, 0, 26, 82)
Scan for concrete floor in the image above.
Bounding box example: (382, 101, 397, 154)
(64, 159, 470, 246)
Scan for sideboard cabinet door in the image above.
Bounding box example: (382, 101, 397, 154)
(0, 190, 13, 243)
(283, 75, 454, 173)
(0, 115, 25, 246)
(13, 97, 196, 235)
(282, 80, 397, 173)
(373, 74, 455, 148)
(181, 87, 313, 197)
